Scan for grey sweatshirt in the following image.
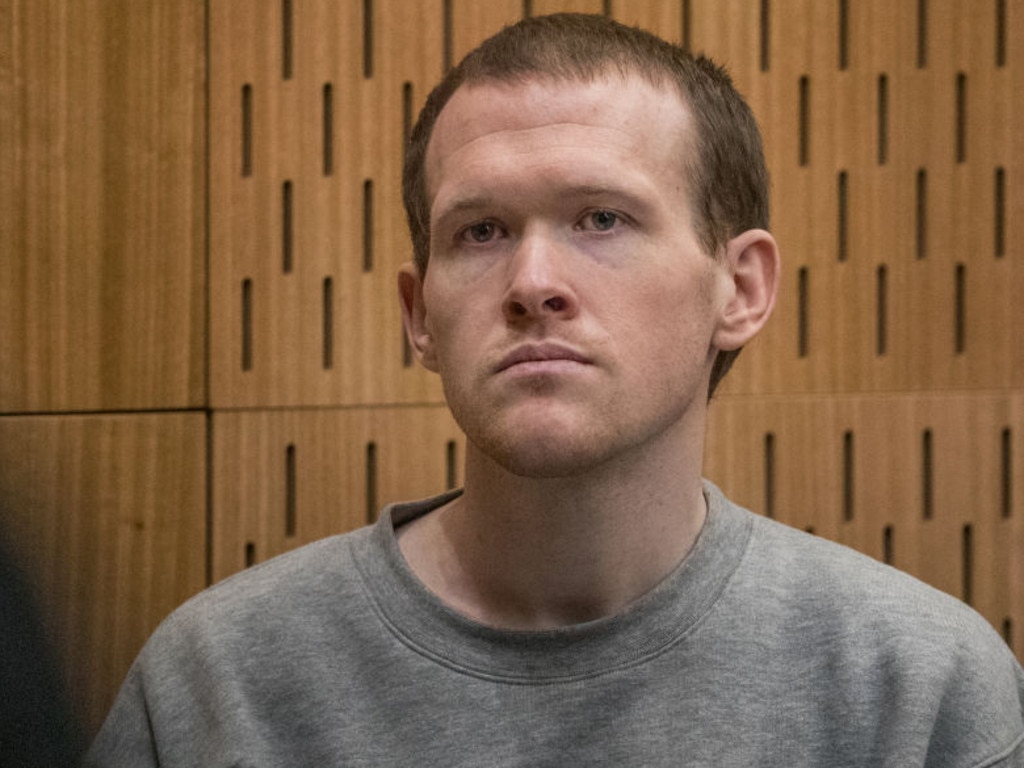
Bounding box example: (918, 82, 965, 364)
(88, 483, 1024, 767)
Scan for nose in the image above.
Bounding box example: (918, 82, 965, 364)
(501, 232, 580, 323)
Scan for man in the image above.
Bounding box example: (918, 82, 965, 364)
(89, 14, 1024, 766)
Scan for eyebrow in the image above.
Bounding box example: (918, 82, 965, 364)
(432, 184, 654, 227)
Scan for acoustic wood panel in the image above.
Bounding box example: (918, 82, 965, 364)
(0, 413, 207, 735)
(208, 0, 447, 408)
(0, 0, 206, 413)
(712, 0, 1022, 396)
(211, 405, 463, 581)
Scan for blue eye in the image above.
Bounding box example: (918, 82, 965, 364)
(586, 210, 618, 231)
(462, 221, 498, 243)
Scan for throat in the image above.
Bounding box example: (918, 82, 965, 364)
(397, 483, 707, 631)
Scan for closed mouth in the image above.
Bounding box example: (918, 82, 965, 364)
(495, 343, 592, 373)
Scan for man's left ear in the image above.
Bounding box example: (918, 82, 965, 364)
(398, 262, 439, 372)
(712, 229, 780, 351)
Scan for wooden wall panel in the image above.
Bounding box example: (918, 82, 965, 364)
(610, 1, 684, 44)
(208, 0, 448, 408)
(0, 413, 207, 735)
(530, 0, 605, 16)
(448, 1, 524, 66)
(0, 0, 206, 412)
(211, 406, 463, 581)
(710, 0, 1021, 397)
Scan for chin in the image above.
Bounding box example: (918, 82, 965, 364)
(473, 430, 623, 480)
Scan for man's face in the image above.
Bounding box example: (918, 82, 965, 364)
(404, 74, 736, 478)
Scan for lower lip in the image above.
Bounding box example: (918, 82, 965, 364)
(500, 359, 590, 376)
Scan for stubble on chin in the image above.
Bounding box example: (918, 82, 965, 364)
(456, 401, 631, 480)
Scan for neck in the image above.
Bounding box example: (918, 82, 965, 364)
(398, 419, 708, 631)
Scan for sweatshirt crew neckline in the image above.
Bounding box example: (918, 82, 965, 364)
(352, 481, 753, 683)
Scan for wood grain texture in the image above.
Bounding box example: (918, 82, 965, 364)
(208, 0, 448, 408)
(712, 0, 1020, 396)
(0, 0, 205, 412)
(0, 412, 207, 735)
(211, 405, 464, 582)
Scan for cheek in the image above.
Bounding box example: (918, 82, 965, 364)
(625, 270, 720, 353)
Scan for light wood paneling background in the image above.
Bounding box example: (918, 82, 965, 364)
(1, 0, 1021, 738)
(0, 413, 207, 734)
(1, 0, 206, 412)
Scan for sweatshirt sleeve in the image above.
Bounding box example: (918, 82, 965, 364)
(84, 662, 160, 768)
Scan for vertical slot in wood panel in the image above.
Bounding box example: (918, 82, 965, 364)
(446, 440, 458, 490)
(323, 84, 334, 176)
(681, 0, 692, 50)
(282, 181, 293, 274)
(443, 0, 453, 73)
(206, 415, 213, 585)
(962, 524, 973, 605)
(838, 0, 849, 70)
(876, 265, 888, 356)
(241, 279, 253, 371)
(245, 542, 256, 567)
(323, 277, 334, 370)
(760, 0, 771, 72)
(954, 263, 966, 354)
(282, 0, 293, 79)
(883, 525, 894, 565)
(996, 0, 1007, 67)
(799, 76, 810, 166)
(603, 0, 612, 16)
(285, 443, 297, 537)
(242, 84, 253, 177)
(877, 74, 889, 165)
(366, 442, 378, 524)
(837, 171, 848, 261)
(523, 0, 533, 19)
(363, 180, 374, 272)
(798, 267, 809, 357)
(917, 0, 928, 68)
(764, 432, 776, 519)
(922, 429, 934, 520)
(843, 430, 855, 521)
(916, 168, 927, 260)
(956, 73, 967, 163)
(1005, 618, 1014, 647)
(402, 82, 413, 161)
(995, 167, 1005, 257)
(363, 0, 374, 78)
(1002, 427, 1012, 518)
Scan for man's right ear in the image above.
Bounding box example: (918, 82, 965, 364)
(397, 263, 439, 372)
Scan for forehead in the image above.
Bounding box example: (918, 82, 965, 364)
(424, 74, 694, 209)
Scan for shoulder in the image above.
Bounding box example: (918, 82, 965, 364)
(739, 509, 1005, 656)
(139, 524, 378, 668)
(725, 503, 1024, 757)
(745, 512, 985, 633)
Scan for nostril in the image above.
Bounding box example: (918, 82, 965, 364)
(504, 294, 571, 320)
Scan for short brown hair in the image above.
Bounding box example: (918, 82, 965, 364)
(401, 13, 769, 397)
